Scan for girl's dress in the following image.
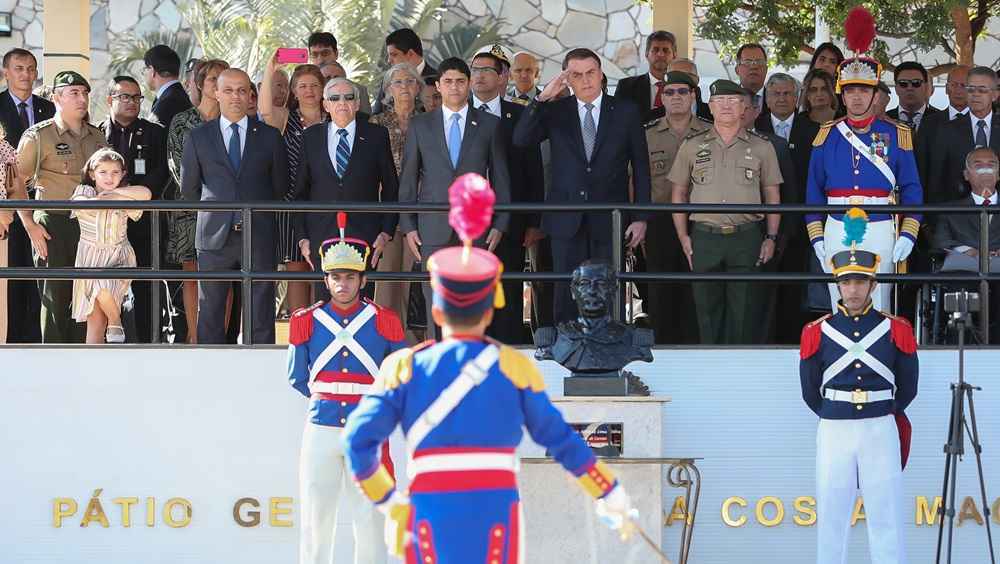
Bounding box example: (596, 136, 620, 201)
(70, 185, 141, 321)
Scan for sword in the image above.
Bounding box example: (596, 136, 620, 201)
(622, 517, 673, 564)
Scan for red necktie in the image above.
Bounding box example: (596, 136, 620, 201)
(653, 81, 665, 109)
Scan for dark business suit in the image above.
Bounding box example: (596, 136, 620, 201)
(927, 112, 1000, 205)
(513, 94, 652, 321)
(398, 104, 511, 335)
(181, 116, 288, 344)
(615, 74, 664, 123)
(99, 117, 169, 342)
(887, 105, 941, 136)
(291, 119, 399, 298)
(150, 81, 192, 129)
(372, 62, 437, 115)
(0, 90, 53, 343)
(914, 109, 961, 196)
(471, 97, 544, 343)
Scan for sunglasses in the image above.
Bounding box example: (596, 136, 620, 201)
(326, 93, 357, 101)
(896, 79, 924, 89)
(662, 87, 691, 97)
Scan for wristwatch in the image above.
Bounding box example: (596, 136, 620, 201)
(765, 234, 779, 242)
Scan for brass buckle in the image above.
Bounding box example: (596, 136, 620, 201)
(852, 389, 868, 404)
(848, 196, 865, 205)
(720, 225, 736, 235)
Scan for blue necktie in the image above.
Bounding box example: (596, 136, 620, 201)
(336, 129, 350, 177)
(227, 122, 242, 172)
(447, 113, 462, 167)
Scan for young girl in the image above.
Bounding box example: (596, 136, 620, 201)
(71, 149, 151, 343)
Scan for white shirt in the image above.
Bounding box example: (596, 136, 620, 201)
(155, 79, 180, 101)
(442, 104, 469, 142)
(220, 114, 248, 157)
(648, 72, 665, 109)
(971, 111, 993, 145)
(577, 94, 603, 133)
(948, 105, 970, 121)
(471, 94, 502, 117)
(770, 113, 794, 141)
(328, 120, 357, 166)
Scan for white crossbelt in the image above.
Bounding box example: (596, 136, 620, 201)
(827, 196, 890, 206)
(407, 451, 519, 480)
(309, 381, 373, 395)
(824, 388, 894, 404)
(821, 318, 896, 390)
(309, 305, 380, 386)
(405, 345, 499, 459)
(835, 121, 897, 187)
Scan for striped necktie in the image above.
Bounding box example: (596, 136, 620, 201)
(335, 129, 350, 177)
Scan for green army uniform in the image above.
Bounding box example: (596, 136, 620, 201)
(644, 81, 712, 343)
(14, 71, 107, 343)
(668, 122, 782, 345)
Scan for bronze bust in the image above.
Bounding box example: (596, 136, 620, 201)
(535, 262, 652, 392)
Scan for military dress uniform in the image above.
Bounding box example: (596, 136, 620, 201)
(668, 81, 783, 344)
(288, 229, 406, 564)
(12, 71, 107, 343)
(806, 53, 923, 313)
(800, 246, 918, 564)
(343, 176, 631, 563)
(644, 71, 712, 344)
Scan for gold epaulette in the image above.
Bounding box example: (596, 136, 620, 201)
(498, 345, 545, 392)
(812, 118, 844, 147)
(896, 122, 913, 150)
(377, 347, 415, 391)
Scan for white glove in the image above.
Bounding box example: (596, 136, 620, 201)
(595, 485, 638, 534)
(812, 240, 826, 262)
(893, 237, 915, 263)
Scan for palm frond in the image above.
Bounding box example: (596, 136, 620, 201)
(425, 20, 504, 68)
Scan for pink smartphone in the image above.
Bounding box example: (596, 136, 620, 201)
(276, 48, 308, 64)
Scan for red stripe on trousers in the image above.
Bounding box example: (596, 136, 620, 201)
(486, 523, 506, 564)
(507, 501, 520, 564)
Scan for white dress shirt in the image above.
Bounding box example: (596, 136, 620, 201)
(327, 120, 357, 167)
(770, 113, 794, 141)
(970, 111, 993, 145)
(471, 94, 502, 117)
(577, 94, 603, 133)
(948, 105, 970, 121)
(220, 114, 248, 156)
(442, 104, 469, 142)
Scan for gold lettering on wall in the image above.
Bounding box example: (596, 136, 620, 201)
(958, 496, 984, 526)
(793, 497, 816, 526)
(269, 497, 293, 528)
(664, 496, 690, 526)
(112, 497, 139, 528)
(755, 496, 785, 527)
(233, 498, 261, 527)
(916, 496, 941, 526)
(722, 497, 747, 527)
(163, 498, 193, 528)
(850, 497, 866, 526)
(52, 498, 77, 528)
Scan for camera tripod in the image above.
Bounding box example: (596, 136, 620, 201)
(935, 306, 996, 564)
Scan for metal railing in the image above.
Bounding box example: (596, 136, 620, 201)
(1, 200, 996, 345)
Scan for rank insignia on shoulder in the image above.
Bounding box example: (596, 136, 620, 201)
(686, 129, 711, 140)
(644, 118, 661, 130)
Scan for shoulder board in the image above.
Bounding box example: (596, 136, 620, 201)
(882, 312, 917, 354)
(812, 118, 844, 147)
(643, 118, 661, 130)
(288, 301, 324, 345)
(498, 345, 545, 392)
(378, 347, 415, 391)
(684, 128, 711, 141)
(365, 299, 405, 342)
(25, 119, 53, 134)
(799, 314, 831, 360)
(748, 129, 770, 141)
(895, 122, 913, 150)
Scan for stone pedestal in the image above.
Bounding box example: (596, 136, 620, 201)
(517, 396, 670, 562)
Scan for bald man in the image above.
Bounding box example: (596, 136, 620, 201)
(509, 51, 541, 103)
(181, 68, 289, 344)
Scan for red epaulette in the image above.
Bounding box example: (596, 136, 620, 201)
(289, 301, 324, 345)
(800, 314, 831, 359)
(885, 313, 917, 354)
(364, 299, 405, 341)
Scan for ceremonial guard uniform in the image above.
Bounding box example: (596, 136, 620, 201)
(343, 174, 632, 564)
(288, 222, 405, 564)
(800, 218, 918, 564)
(805, 14, 923, 312)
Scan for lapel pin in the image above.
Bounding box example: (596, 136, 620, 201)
(506, 113, 511, 119)
(471, 121, 477, 126)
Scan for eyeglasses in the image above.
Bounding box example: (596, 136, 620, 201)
(662, 87, 691, 97)
(111, 93, 144, 104)
(390, 78, 418, 88)
(326, 93, 357, 101)
(965, 85, 994, 94)
(738, 59, 767, 67)
(470, 66, 499, 75)
(896, 79, 924, 89)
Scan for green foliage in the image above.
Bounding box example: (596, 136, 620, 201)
(108, 30, 197, 78)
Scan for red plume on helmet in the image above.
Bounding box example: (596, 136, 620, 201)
(844, 6, 876, 54)
(448, 173, 495, 245)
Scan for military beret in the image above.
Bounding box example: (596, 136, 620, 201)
(665, 71, 697, 89)
(709, 79, 748, 97)
(52, 70, 90, 91)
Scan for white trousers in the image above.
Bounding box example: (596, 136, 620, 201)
(299, 423, 385, 564)
(823, 217, 895, 312)
(816, 415, 906, 564)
